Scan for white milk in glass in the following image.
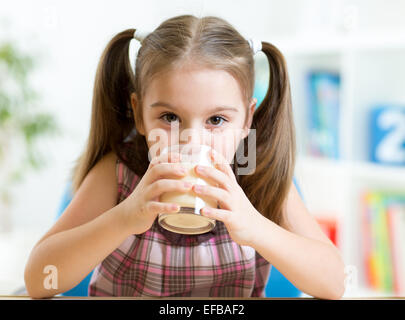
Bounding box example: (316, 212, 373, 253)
(158, 144, 217, 235)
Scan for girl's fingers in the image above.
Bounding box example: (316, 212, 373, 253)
(146, 201, 180, 215)
(194, 164, 231, 191)
(147, 179, 193, 201)
(147, 162, 187, 184)
(209, 149, 236, 181)
(200, 207, 230, 224)
(149, 151, 181, 168)
(192, 184, 231, 210)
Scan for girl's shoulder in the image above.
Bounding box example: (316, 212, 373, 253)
(92, 150, 119, 197)
(90, 150, 118, 182)
(103, 150, 118, 166)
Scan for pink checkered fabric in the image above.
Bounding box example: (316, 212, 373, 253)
(88, 150, 271, 297)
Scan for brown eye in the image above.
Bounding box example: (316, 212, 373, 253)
(208, 116, 227, 126)
(160, 113, 179, 123)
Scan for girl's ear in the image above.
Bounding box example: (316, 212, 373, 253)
(243, 97, 257, 139)
(131, 92, 145, 136)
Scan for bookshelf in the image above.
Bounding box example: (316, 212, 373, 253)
(263, 32, 405, 297)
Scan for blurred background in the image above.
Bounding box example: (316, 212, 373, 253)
(1, 0, 405, 298)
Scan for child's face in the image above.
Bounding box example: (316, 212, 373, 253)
(131, 64, 256, 164)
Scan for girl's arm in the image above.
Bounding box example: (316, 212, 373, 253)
(24, 152, 131, 298)
(251, 183, 346, 300)
(25, 149, 191, 299)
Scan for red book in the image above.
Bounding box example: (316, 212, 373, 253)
(316, 216, 338, 247)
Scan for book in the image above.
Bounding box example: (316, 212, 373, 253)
(361, 191, 405, 294)
(387, 200, 405, 295)
(378, 194, 393, 291)
(361, 192, 378, 289)
(306, 70, 340, 159)
(315, 216, 338, 246)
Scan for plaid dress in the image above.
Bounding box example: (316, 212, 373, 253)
(88, 148, 271, 297)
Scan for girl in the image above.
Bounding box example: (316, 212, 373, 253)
(24, 15, 345, 299)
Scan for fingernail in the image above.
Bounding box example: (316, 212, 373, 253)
(203, 207, 212, 214)
(184, 182, 192, 188)
(196, 165, 204, 173)
(194, 185, 203, 192)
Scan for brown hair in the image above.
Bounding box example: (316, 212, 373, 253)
(70, 15, 296, 226)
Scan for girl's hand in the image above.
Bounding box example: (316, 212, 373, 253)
(120, 151, 193, 235)
(193, 149, 265, 247)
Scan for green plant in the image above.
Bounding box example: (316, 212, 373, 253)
(0, 40, 59, 208)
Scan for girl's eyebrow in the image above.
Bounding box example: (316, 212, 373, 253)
(150, 101, 238, 113)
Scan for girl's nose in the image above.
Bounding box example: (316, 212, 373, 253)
(179, 127, 211, 146)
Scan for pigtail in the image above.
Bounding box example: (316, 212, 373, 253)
(70, 29, 138, 193)
(238, 41, 296, 225)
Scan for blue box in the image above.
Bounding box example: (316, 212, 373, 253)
(369, 105, 405, 166)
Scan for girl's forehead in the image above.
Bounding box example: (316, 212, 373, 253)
(144, 67, 246, 110)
